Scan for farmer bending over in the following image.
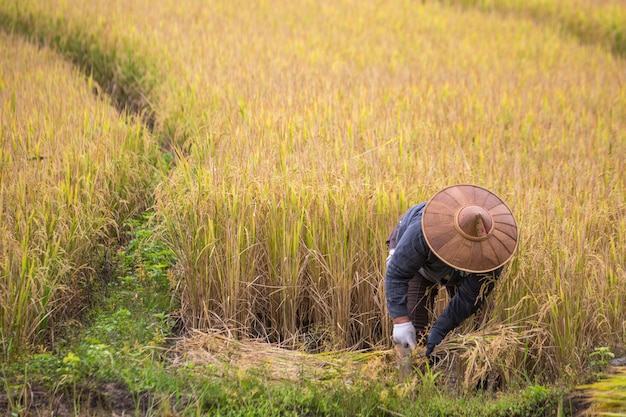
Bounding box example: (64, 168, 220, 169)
(385, 184, 518, 362)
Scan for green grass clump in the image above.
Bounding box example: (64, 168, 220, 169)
(0, 213, 176, 414)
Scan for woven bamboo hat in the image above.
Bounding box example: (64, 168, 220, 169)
(422, 184, 518, 273)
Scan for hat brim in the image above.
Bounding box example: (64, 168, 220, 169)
(422, 184, 518, 273)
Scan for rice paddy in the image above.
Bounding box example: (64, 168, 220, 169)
(0, 30, 161, 361)
(0, 0, 625, 414)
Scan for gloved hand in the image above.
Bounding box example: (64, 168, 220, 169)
(426, 343, 438, 367)
(392, 322, 417, 350)
(425, 343, 435, 358)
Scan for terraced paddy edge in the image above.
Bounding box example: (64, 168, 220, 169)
(0, 30, 161, 358)
(0, 2, 160, 129)
(578, 367, 626, 417)
(439, 0, 626, 58)
(1, 0, 625, 393)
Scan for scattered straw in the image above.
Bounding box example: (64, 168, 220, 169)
(170, 330, 396, 384)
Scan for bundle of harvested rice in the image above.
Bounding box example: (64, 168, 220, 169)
(434, 324, 551, 391)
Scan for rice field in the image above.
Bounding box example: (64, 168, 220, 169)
(0, 0, 625, 391)
(0, 30, 160, 360)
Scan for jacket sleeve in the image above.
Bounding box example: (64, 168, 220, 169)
(384, 220, 429, 318)
(426, 268, 501, 350)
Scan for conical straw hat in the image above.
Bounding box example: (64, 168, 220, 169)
(422, 185, 518, 273)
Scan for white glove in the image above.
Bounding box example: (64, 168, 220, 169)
(393, 321, 417, 350)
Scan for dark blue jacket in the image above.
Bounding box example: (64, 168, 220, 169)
(385, 203, 502, 348)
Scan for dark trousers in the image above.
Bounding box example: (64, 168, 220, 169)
(407, 273, 455, 345)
